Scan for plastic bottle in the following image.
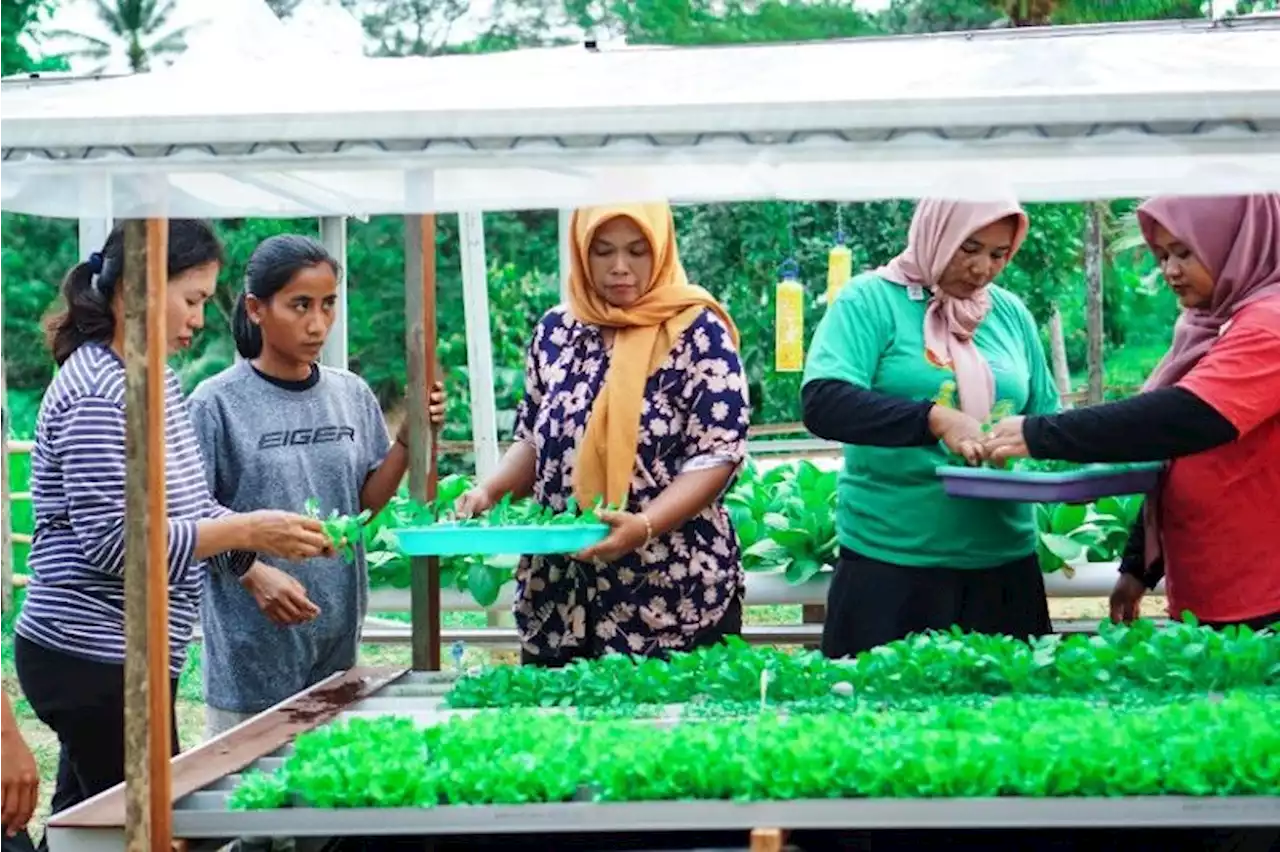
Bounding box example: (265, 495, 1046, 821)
(826, 233, 853, 305)
(775, 261, 805, 373)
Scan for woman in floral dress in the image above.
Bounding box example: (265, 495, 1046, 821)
(456, 202, 750, 667)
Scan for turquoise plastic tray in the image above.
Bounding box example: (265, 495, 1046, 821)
(393, 524, 610, 557)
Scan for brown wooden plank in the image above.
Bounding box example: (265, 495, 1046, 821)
(120, 219, 160, 852)
(405, 213, 442, 671)
(49, 667, 408, 829)
(749, 828, 789, 852)
(146, 218, 173, 852)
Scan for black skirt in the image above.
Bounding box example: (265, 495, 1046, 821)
(821, 547, 1053, 659)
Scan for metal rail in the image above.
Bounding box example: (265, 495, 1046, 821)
(183, 619, 1147, 648)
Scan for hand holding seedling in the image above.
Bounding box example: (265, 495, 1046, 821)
(928, 405, 985, 466)
(245, 510, 335, 561)
(1109, 573, 1146, 624)
(454, 486, 495, 519)
(982, 416, 1030, 465)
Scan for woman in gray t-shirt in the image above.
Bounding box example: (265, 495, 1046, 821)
(188, 234, 443, 737)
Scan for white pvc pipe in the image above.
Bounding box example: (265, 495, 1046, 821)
(366, 559, 1150, 614)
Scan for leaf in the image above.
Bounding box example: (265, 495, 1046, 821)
(1040, 533, 1086, 564)
(784, 557, 823, 584)
(467, 562, 502, 608)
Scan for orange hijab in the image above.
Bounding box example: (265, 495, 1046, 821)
(568, 202, 740, 510)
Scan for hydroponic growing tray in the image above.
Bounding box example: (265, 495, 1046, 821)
(45, 670, 1280, 852)
(393, 523, 609, 556)
(936, 462, 1163, 503)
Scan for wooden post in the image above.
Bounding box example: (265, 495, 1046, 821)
(404, 214, 441, 671)
(1048, 304, 1071, 397)
(749, 828, 789, 852)
(121, 219, 173, 852)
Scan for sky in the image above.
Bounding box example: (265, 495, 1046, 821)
(32, 0, 1240, 75)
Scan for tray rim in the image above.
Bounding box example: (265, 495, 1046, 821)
(935, 461, 1164, 485)
(391, 522, 610, 556)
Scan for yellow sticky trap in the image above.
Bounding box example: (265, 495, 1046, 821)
(775, 263, 804, 373)
(826, 241, 852, 305)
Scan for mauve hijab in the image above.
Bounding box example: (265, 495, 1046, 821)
(1139, 194, 1280, 390)
(1136, 194, 1280, 573)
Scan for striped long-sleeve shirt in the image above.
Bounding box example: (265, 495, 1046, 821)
(16, 343, 254, 676)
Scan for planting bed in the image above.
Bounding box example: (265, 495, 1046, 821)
(182, 618, 1280, 847)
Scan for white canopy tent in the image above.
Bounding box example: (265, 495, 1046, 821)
(3, 15, 1280, 218)
(6, 16, 1280, 850)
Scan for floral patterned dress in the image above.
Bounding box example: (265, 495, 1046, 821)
(512, 306, 750, 663)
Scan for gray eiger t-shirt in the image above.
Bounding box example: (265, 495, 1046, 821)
(187, 360, 390, 713)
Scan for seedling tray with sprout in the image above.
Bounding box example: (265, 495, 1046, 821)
(307, 482, 612, 558)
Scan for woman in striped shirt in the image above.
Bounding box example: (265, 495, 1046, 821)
(14, 219, 332, 842)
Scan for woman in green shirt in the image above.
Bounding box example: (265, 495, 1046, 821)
(802, 198, 1060, 658)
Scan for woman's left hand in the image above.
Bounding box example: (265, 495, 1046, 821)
(574, 510, 651, 563)
(397, 381, 447, 445)
(429, 380, 445, 427)
(982, 416, 1030, 465)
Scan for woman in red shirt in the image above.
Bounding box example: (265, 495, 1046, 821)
(983, 194, 1280, 630)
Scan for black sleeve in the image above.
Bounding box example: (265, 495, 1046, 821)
(802, 379, 936, 448)
(1024, 387, 1238, 463)
(1116, 508, 1165, 590)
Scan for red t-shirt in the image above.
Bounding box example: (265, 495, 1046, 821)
(1163, 294, 1280, 623)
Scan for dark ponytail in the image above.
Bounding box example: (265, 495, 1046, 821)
(233, 234, 341, 360)
(44, 219, 225, 366)
(232, 291, 261, 359)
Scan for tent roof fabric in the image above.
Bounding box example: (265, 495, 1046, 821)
(3, 16, 1279, 217)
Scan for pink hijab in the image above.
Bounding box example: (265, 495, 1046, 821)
(877, 198, 1030, 422)
(1136, 194, 1280, 574)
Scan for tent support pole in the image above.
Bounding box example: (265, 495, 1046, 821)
(319, 216, 349, 370)
(558, 209, 573, 303)
(122, 218, 173, 852)
(405, 214, 441, 671)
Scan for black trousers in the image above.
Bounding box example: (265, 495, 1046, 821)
(822, 548, 1053, 659)
(14, 636, 179, 852)
(521, 593, 744, 668)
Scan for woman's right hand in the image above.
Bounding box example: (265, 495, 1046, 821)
(454, 487, 495, 519)
(1109, 573, 1146, 623)
(240, 561, 321, 626)
(244, 511, 333, 561)
(928, 405, 985, 466)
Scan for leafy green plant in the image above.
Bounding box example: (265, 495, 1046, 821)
(303, 498, 372, 560)
(230, 689, 1280, 809)
(727, 460, 838, 582)
(1036, 494, 1141, 576)
(445, 620, 1280, 710)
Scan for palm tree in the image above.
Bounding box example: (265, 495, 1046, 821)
(48, 0, 191, 73)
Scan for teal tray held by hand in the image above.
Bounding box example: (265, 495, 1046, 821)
(393, 524, 610, 557)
